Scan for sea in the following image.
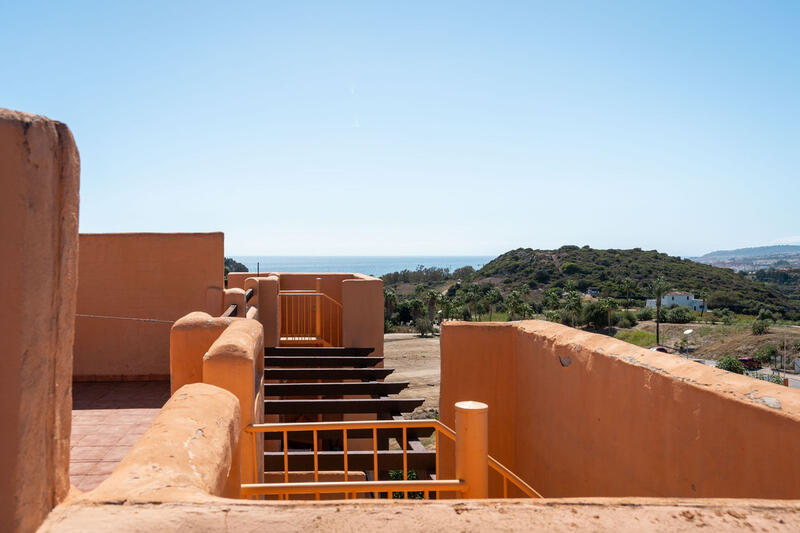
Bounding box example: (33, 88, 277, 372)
(231, 256, 493, 278)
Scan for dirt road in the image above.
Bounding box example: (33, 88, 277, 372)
(383, 333, 441, 418)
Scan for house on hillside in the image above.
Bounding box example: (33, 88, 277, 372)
(586, 287, 600, 297)
(645, 291, 706, 312)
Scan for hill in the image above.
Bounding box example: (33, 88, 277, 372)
(471, 246, 798, 315)
(695, 245, 800, 262)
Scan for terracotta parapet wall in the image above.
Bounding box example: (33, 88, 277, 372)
(169, 312, 233, 394)
(75, 232, 224, 378)
(84, 383, 241, 502)
(0, 108, 79, 533)
(440, 320, 800, 499)
(203, 319, 265, 484)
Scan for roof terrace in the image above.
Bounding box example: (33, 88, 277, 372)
(3, 108, 800, 531)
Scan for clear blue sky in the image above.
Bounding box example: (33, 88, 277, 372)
(2, 1, 798, 257)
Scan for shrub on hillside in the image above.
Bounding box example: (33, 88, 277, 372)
(751, 319, 770, 335)
(716, 355, 746, 374)
(384, 320, 396, 333)
(581, 301, 607, 329)
(636, 307, 654, 321)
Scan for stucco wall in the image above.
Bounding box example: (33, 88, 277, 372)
(0, 109, 79, 533)
(74, 232, 224, 379)
(440, 320, 800, 499)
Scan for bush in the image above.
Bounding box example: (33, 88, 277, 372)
(636, 307, 654, 321)
(757, 308, 777, 322)
(384, 320, 396, 333)
(581, 301, 607, 329)
(714, 308, 735, 325)
(414, 318, 434, 337)
(544, 310, 560, 323)
(755, 343, 779, 364)
(663, 306, 693, 324)
(717, 355, 746, 374)
(751, 320, 770, 335)
(613, 310, 638, 329)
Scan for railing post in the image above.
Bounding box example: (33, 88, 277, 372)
(455, 401, 488, 499)
(315, 277, 322, 341)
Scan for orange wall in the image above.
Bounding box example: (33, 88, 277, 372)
(74, 233, 224, 379)
(440, 320, 800, 499)
(0, 109, 79, 532)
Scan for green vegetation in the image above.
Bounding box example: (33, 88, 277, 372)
(474, 246, 797, 315)
(716, 355, 746, 374)
(614, 329, 657, 347)
(224, 257, 248, 276)
(751, 319, 770, 335)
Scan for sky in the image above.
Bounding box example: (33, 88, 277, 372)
(1, 1, 798, 257)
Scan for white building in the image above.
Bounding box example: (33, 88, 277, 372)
(645, 291, 706, 312)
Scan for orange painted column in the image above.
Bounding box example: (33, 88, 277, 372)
(169, 312, 232, 394)
(246, 276, 280, 347)
(455, 401, 489, 499)
(203, 319, 265, 487)
(223, 288, 247, 317)
(0, 109, 79, 533)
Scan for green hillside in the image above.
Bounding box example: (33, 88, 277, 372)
(473, 246, 798, 315)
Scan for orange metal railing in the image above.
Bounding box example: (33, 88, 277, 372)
(242, 419, 542, 500)
(279, 289, 342, 346)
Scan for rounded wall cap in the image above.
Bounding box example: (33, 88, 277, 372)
(455, 400, 488, 412)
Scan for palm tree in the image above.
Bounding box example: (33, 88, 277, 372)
(621, 278, 636, 310)
(425, 290, 439, 322)
(506, 291, 524, 321)
(563, 291, 583, 327)
(486, 287, 502, 320)
(384, 289, 397, 321)
(697, 288, 708, 317)
(599, 298, 619, 335)
(649, 276, 671, 345)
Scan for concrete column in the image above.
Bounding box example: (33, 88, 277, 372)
(455, 401, 489, 499)
(223, 288, 247, 317)
(252, 276, 280, 347)
(169, 312, 232, 394)
(342, 275, 383, 354)
(0, 109, 80, 532)
(203, 319, 265, 486)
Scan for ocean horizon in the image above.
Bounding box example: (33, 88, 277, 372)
(230, 256, 493, 278)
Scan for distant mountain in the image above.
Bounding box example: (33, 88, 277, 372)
(695, 245, 800, 262)
(473, 246, 798, 315)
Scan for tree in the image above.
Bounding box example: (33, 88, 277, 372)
(462, 284, 480, 320)
(697, 288, 708, 317)
(384, 289, 397, 322)
(563, 291, 583, 327)
(542, 287, 561, 310)
(506, 291, 524, 321)
(425, 290, 439, 322)
(598, 297, 619, 335)
(649, 276, 671, 345)
(621, 277, 636, 309)
(485, 287, 502, 321)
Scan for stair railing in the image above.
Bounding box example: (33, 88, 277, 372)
(279, 278, 342, 346)
(241, 417, 541, 500)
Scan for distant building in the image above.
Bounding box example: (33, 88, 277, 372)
(645, 291, 706, 312)
(586, 287, 600, 297)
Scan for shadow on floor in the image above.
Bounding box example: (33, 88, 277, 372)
(72, 381, 171, 410)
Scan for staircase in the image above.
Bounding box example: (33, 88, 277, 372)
(263, 346, 434, 483)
